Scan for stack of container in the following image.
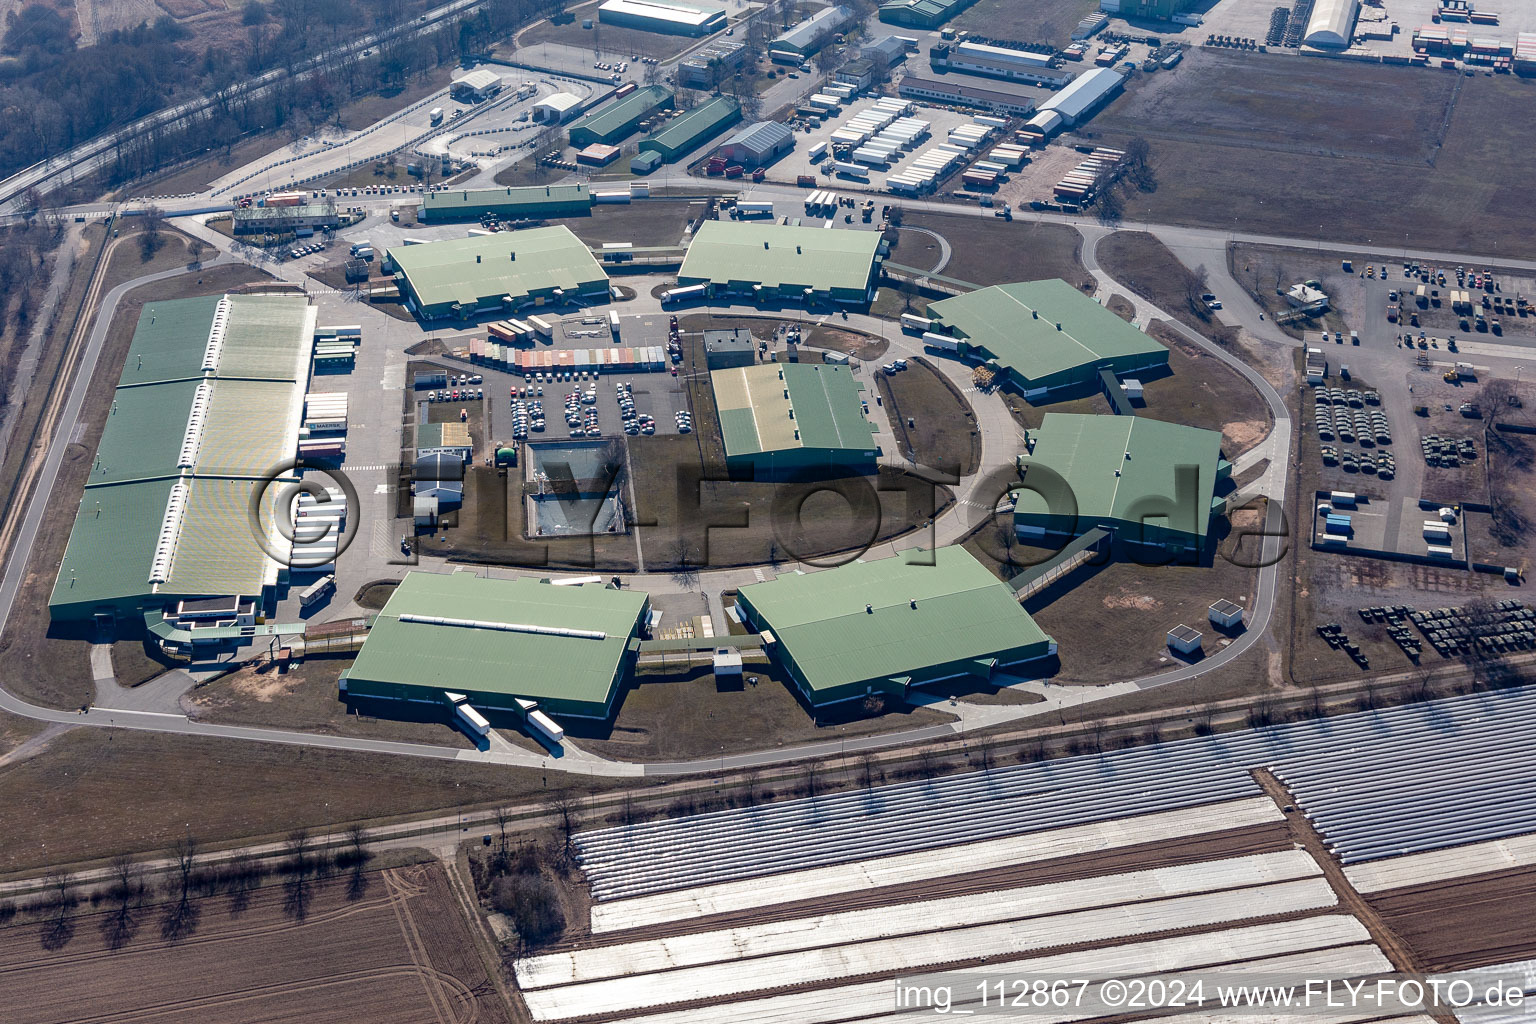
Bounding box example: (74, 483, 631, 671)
(312, 326, 358, 370)
(303, 392, 348, 434)
(512, 346, 666, 376)
(1324, 512, 1353, 537)
(886, 140, 968, 194)
(989, 143, 1028, 167)
(947, 121, 992, 150)
(1054, 147, 1125, 203)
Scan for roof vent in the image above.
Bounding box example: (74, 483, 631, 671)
(866, 603, 873, 613)
(510, 251, 516, 261)
(1056, 322, 1062, 330)
(796, 245, 802, 254)
(476, 254, 482, 263)
(909, 598, 917, 609)
(764, 240, 770, 249)
(1032, 310, 1038, 319)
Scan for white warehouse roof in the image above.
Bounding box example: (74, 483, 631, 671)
(537, 92, 583, 114)
(1304, 0, 1359, 47)
(956, 41, 1054, 68)
(453, 69, 502, 93)
(1040, 68, 1123, 124)
(774, 5, 852, 52)
(599, 0, 726, 29)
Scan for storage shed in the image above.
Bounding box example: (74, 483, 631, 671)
(1167, 624, 1203, 655)
(1209, 599, 1245, 629)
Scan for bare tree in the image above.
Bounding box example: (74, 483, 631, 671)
(494, 806, 513, 852)
(172, 834, 199, 901)
(139, 205, 167, 262)
(102, 854, 143, 949)
(669, 538, 701, 590)
(857, 752, 878, 791)
(546, 789, 580, 861)
(282, 829, 315, 920)
(802, 760, 822, 799)
(39, 869, 76, 950)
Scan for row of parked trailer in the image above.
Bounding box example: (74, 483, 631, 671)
(887, 118, 1002, 195)
(1054, 146, 1127, 203)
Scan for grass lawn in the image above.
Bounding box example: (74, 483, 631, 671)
(898, 213, 1092, 291)
(1093, 51, 1536, 255)
(562, 202, 693, 248)
(1107, 294, 1135, 321)
(1019, 507, 1263, 685)
(570, 662, 956, 761)
(873, 356, 981, 475)
(1097, 230, 1240, 346)
(950, 0, 1100, 48)
(183, 656, 473, 748)
(0, 260, 273, 712)
(0, 726, 635, 875)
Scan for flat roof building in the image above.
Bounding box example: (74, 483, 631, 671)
(711, 362, 878, 477)
(638, 94, 741, 161)
(416, 420, 473, 461)
(677, 39, 747, 87)
(451, 68, 503, 102)
(420, 184, 593, 223)
(878, 0, 979, 29)
(387, 226, 609, 321)
(49, 293, 316, 627)
(898, 75, 1041, 116)
(736, 546, 1056, 707)
(232, 203, 339, 234)
(568, 85, 674, 148)
(929, 41, 1069, 88)
(677, 221, 881, 305)
(598, 0, 727, 36)
(928, 279, 1168, 398)
(703, 327, 756, 369)
(1015, 413, 1230, 558)
(341, 571, 650, 720)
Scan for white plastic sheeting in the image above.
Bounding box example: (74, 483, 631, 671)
(1344, 831, 1536, 894)
(524, 850, 1317, 989)
(520, 878, 1339, 1019)
(590, 797, 1282, 932)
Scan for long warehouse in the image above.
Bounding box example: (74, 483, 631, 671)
(734, 546, 1056, 708)
(419, 184, 594, 223)
(387, 227, 610, 321)
(927, 278, 1168, 397)
(710, 362, 878, 477)
(676, 221, 882, 305)
(1015, 413, 1229, 558)
(341, 571, 651, 720)
(49, 293, 316, 627)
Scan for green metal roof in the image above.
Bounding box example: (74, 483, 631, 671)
(711, 363, 876, 457)
(929, 279, 1167, 388)
(90, 379, 201, 486)
(568, 85, 673, 143)
(678, 222, 881, 295)
(348, 572, 648, 705)
(49, 479, 178, 611)
(738, 546, 1052, 693)
(388, 226, 609, 312)
(1015, 413, 1224, 540)
(422, 184, 593, 218)
(119, 294, 222, 386)
(640, 94, 740, 159)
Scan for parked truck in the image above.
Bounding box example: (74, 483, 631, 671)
(429, 106, 444, 125)
(299, 574, 336, 609)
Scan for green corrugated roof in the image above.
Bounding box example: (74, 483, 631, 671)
(118, 295, 222, 387)
(388, 226, 609, 312)
(1015, 413, 1224, 540)
(640, 94, 740, 158)
(739, 546, 1052, 693)
(422, 184, 592, 217)
(348, 572, 648, 705)
(929, 279, 1167, 387)
(679, 222, 880, 295)
(711, 363, 875, 458)
(569, 85, 673, 142)
(90, 379, 201, 486)
(49, 479, 178, 611)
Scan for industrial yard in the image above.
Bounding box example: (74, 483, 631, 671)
(2, 0, 1536, 1016)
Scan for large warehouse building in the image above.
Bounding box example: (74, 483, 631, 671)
(597, 0, 727, 35)
(878, 0, 978, 29)
(1021, 67, 1125, 139)
(676, 221, 882, 305)
(716, 120, 796, 166)
(736, 546, 1056, 708)
(927, 279, 1168, 398)
(341, 572, 651, 720)
(638, 94, 740, 161)
(49, 293, 316, 628)
(387, 227, 609, 320)
(420, 184, 593, 223)
(711, 362, 878, 478)
(1015, 414, 1230, 558)
(568, 86, 674, 147)
(772, 5, 852, 59)
(1303, 0, 1359, 47)
(929, 40, 1073, 88)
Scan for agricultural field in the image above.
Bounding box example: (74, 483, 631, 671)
(1092, 51, 1536, 254)
(2, 860, 513, 1024)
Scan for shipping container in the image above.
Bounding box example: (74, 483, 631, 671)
(900, 312, 932, 333)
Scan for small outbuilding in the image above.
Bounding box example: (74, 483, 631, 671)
(703, 327, 756, 369)
(1209, 599, 1245, 630)
(1167, 624, 1203, 655)
(451, 69, 503, 102)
